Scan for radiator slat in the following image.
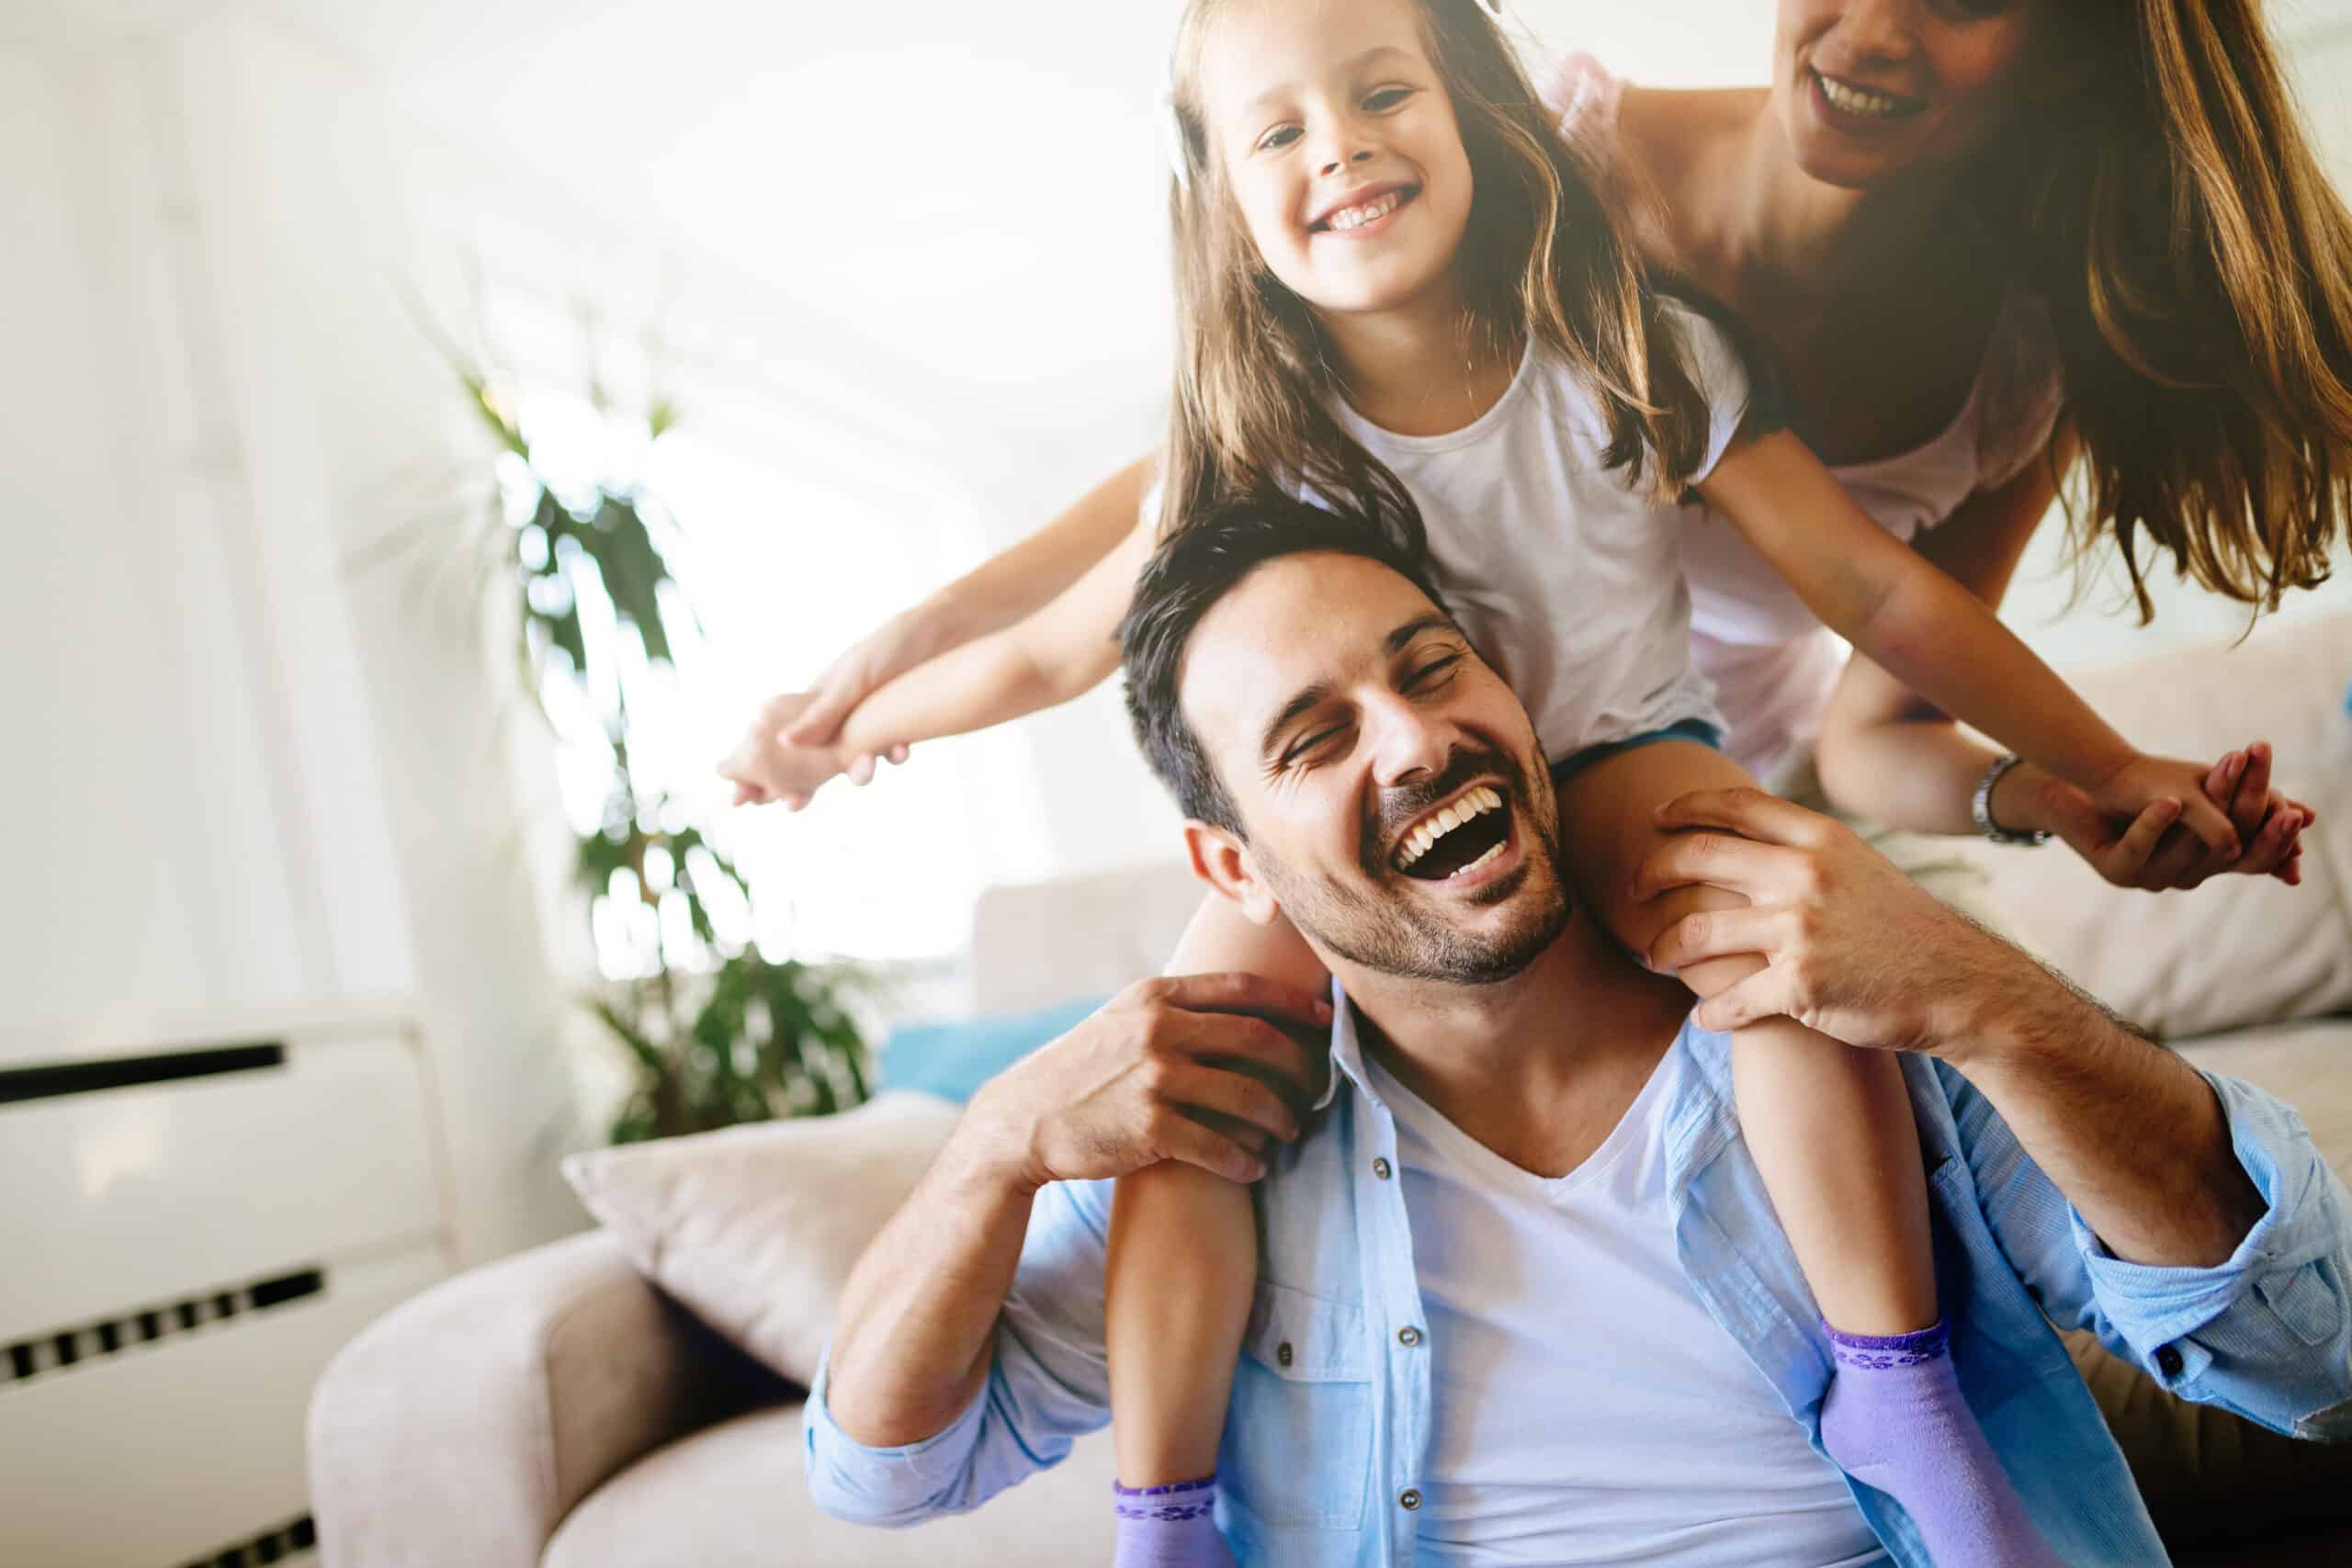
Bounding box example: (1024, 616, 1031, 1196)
(0, 1035, 440, 1339)
(0, 1043, 284, 1106)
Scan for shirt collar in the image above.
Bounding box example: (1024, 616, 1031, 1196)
(1312, 977, 1372, 1114)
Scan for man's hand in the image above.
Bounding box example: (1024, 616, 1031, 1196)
(965, 974, 1333, 1194)
(1635, 788, 2047, 1059)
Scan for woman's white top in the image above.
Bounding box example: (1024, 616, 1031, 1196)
(1554, 55, 2069, 779)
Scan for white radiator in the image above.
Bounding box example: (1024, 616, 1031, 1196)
(0, 1007, 457, 1568)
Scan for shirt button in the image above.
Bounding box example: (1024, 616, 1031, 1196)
(1398, 1325, 1423, 1348)
(1277, 1341, 1295, 1368)
(1399, 1489, 1421, 1511)
(2156, 1345, 2185, 1379)
(1373, 1157, 1393, 1180)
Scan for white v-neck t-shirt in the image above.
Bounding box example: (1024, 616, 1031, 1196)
(1364, 1042, 1889, 1566)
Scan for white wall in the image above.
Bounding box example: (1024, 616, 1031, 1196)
(2, 7, 597, 1264)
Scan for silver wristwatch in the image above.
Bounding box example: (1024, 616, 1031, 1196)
(1973, 754, 2052, 846)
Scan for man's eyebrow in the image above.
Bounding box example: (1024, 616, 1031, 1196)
(1244, 45, 1418, 118)
(1385, 613, 1458, 655)
(1256, 614, 1458, 762)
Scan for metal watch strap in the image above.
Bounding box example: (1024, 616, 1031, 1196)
(1973, 754, 2052, 846)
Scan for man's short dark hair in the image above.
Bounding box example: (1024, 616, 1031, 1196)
(1118, 497, 1453, 835)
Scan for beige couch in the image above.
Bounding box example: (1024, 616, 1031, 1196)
(309, 607, 2352, 1567)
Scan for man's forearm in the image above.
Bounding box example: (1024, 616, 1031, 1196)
(1939, 957, 2266, 1268)
(825, 1111, 1040, 1447)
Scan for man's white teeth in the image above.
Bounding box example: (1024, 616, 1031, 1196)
(1451, 840, 1505, 879)
(1396, 785, 1504, 869)
(1326, 190, 1403, 231)
(1818, 73, 1906, 118)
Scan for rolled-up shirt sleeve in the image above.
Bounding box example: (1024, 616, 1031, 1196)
(805, 1178, 1120, 1524)
(1955, 1064, 2352, 1439)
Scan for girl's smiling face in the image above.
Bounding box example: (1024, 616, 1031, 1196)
(1197, 0, 1476, 318)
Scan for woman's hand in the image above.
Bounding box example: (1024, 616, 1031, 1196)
(718, 692, 852, 811)
(777, 611, 935, 781)
(1997, 743, 2311, 890)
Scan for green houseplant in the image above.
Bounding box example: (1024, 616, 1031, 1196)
(435, 355, 872, 1143)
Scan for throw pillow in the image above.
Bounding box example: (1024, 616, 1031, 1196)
(561, 1090, 962, 1387)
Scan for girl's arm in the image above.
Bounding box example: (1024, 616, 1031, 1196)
(830, 513, 1155, 759)
(1694, 427, 2243, 856)
(1811, 433, 2070, 834)
(783, 453, 1156, 749)
(1808, 429, 2309, 886)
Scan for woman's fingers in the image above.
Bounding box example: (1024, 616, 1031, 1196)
(2239, 803, 2306, 880)
(2226, 743, 2275, 844)
(780, 663, 867, 746)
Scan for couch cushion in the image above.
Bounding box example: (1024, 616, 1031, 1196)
(561, 1092, 962, 1387)
(541, 1404, 1119, 1568)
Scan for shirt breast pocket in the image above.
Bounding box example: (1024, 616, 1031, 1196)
(1221, 1280, 1374, 1533)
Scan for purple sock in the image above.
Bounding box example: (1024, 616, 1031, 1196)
(1818, 1321, 2064, 1568)
(1113, 1476, 1233, 1568)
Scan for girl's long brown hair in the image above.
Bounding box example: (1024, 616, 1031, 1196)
(1991, 0, 2352, 616)
(1157, 0, 1713, 547)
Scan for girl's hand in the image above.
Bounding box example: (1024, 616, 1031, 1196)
(2001, 746, 2312, 890)
(718, 693, 854, 811)
(782, 611, 933, 767)
(2085, 753, 2245, 863)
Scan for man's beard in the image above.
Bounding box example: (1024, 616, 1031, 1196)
(1255, 746, 1573, 987)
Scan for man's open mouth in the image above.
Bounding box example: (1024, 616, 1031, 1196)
(1393, 785, 1511, 881)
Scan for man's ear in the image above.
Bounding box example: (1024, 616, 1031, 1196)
(1182, 820, 1283, 927)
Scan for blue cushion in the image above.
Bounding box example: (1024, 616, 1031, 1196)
(881, 997, 1109, 1104)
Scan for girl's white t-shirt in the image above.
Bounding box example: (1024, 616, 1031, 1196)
(1363, 1043, 1891, 1567)
(1327, 302, 1747, 763)
(1553, 53, 2068, 780)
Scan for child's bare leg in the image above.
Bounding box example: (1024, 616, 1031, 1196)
(1558, 741, 2059, 1568)
(1103, 894, 1326, 1562)
(1556, 741, 1934, 1331)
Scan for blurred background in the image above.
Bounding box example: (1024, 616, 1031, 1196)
(3, 1, 2348, 1563)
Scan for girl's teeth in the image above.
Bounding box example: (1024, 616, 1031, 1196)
(1328, 191, 1403, 231)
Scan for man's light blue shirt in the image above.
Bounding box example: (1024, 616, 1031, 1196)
(806, 998, 2352, 1565)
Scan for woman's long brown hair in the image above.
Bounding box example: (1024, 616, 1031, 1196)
(1157, 0, 1714, 547)
(1990, 0, 2352, 616)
